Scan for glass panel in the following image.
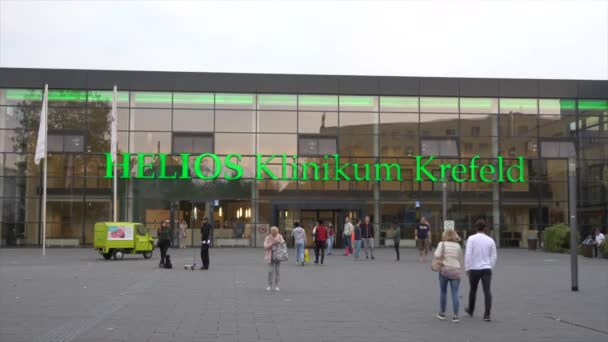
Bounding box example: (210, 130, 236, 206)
(215, 93, 255, 110)
(539, 99, 576, 115)
(4, 89, 42, 105)
(173, 135, 213, 154)
(500, 98, 538, 114)
(298, 95, 338, 111)
(339, 96, 378, 111)
(340, 112, 378, 133)
(421, 139, 458, 157)
(133, 92, 172, 108)
(540, 141, 575, 158)
(173, 109, 214, 132)
(214, 133, 255, 154)
(460, 136, 495, 158)
(87, 90, 130, 106)
(578, 99, 608, 114)
(130, 109, 171, 131)
(215, 110, 255, 132)
(380, 96, 418, 112)
(500, 137, 538, 158)
(173, 92, 214, 109)
(129, 132, 171, 153)
(420, 97, 458, 113)
(460, 98, 498, 114)
(298, 111, 338, 134)
(538, 115, 577, 138)
(380, 135, 419, 157)
(420, 114, 459, 137)
(48, 108, 86, 129)
(257, 134, 297, 155)
(318, 138, 337, 155)
(48, 134, 63, 152)
(64, 135, 85, 152)
(339, 135, 376, 157)
(460, 114, 498, 136)
(257, 94, 297, 110)
(499, 113, 537, 137)
(258, 111, 297, 133)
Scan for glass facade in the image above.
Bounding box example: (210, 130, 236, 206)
(0, 87, 606, 248)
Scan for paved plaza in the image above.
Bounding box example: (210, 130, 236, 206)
(0, 247, 606, 342)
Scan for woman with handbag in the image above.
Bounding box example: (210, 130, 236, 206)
(264, 226, 286, 292)
(433, 228, 464, 323)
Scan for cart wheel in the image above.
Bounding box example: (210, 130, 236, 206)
(113, 250, 124, 260)
(143, 251, 153, 259)
(102, 252, 112, 260)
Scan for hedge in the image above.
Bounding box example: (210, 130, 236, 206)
(543, 223, 570, 253)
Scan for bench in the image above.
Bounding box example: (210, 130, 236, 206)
(45, 238, 80, 247)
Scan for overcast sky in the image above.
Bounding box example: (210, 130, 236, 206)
(1, 0, 607, 80)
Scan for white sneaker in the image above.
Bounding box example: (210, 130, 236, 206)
(274, 286, 280, 292)
(266, 286, 271, 291)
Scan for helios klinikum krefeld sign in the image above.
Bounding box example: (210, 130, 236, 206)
(104, 153, 526, 183)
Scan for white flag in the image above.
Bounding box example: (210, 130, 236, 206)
(34, 85, 48, 165)
(111, 86, 118, 162)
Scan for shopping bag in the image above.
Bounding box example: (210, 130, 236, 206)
(304, 248, 310, 263)
(344, 246, 350, 256)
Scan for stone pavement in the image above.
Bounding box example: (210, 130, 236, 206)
(0, 247, 606, 342)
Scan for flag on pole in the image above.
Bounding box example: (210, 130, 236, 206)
(34, 86, 49, 165)
(111, 86, 118, 162)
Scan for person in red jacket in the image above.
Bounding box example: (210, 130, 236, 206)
(314, 220, 328, 265)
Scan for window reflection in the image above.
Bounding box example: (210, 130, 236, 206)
(130, 109, 171, 131)
(258, 111, 297, 133)
(215, 110, 255, 132)
(299, 111, 338, 134)
(173, 109, 214, 132)
(214, 133, 255, 154)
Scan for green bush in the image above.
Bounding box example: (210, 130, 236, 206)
(600, 241, 608, 259)
(543, 223, 570, 253)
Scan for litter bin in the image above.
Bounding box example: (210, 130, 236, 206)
(528, 236, 537, 250)
(582, 238, 594, 258)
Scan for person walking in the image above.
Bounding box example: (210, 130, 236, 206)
(416, 217, 432, 262)
(392, 221, 401, 261)
(464, 219, 497, 322)
(593, 228, 605, 257)
(353, 218, 363, 261)
(157, 220, 172, 268)
(435, 228, 464, 323)
(314, 220, 328, 265)
(343, 217, 353, 256)
(179, 219, 188, 248)
(200, 217, 212, 270)
(292, 221, 306, 266)
(361, 216, 375, 259)
(264, 226, 285, 291)
(327, 224, 335, 255)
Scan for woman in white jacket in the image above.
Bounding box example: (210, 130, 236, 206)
(435, 229, 463, 323)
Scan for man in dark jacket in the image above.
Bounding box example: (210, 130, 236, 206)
(361, 216, 375, 259)
(200, 217, 212, 270)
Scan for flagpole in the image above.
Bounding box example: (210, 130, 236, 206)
(42, 84, 48, 257)
(112, 86, 118, 222)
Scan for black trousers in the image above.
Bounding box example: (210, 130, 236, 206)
(314, 241, 325, 264)
(394, 241, 400, 260)
(158, 239, 170, 266)
(468, 269, 492, 317)
(200, 244, 210, 269)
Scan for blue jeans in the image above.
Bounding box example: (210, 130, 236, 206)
(354, 240, 362, 259)
(327, 236, 334, 254)
(295, 242, 304, 264)
(439, 273, 460, 315)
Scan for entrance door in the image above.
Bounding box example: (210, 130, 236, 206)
(299, 209, 361, 248)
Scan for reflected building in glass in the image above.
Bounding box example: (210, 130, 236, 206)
(0, 68, 606, 248)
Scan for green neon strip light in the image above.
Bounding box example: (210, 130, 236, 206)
(299, 95, 338, 107)
(460, 98, 495, 110)
(215, 94, 255, 105)
(173, 93, 214, 104)
(6, 89, 42, 100)
(579, 100, 608, 110)
(258, 95, 297, 106)
(420, 97, 458, 108)
(500, 99, 537, 110)
(339, 96, 375, 107)
(47, 90, 87, 101)
(88, 91, 130, 102)
(559, 99, 576, 110)
(380, 97, 418, 108)
(135, 92, 172, 103)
